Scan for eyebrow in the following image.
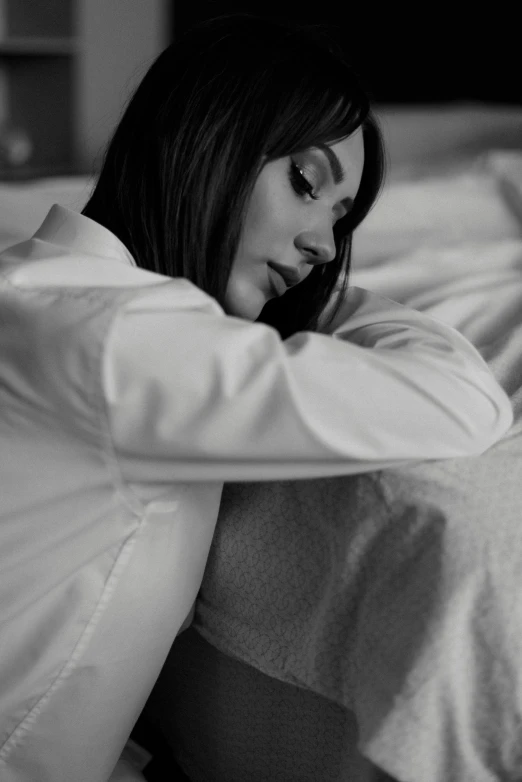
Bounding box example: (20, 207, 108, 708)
(316, 144, 354, 214)
(317, 144, 345, 185)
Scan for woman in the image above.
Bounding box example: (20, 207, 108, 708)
(0, 12, 512, 782)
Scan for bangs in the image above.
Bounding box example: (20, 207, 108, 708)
(264, 88, 369, 162)
(260, 45, 370, 161)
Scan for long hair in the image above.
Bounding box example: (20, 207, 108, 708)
(82, 13, 386, 339)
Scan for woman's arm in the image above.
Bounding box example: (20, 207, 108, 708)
(102, 282, 513, 483)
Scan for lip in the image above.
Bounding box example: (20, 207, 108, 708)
(266, 261, 302, 288)
(267, 265, 288, 297)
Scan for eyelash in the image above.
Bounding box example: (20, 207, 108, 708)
(289, 160, 320, 201)
(288, 159, 353, 236)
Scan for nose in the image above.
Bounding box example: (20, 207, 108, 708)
(294, 229, 336, 265)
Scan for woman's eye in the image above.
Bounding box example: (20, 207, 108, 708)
(289, 161, 319, 201)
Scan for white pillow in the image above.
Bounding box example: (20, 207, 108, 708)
(352, 150, 522, 268)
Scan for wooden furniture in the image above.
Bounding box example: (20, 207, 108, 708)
(0, 0, 169, 180)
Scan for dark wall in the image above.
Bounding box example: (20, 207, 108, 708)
(170, 2, 520, 105)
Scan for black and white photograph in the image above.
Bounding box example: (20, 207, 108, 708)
(1, 3, 521, 780)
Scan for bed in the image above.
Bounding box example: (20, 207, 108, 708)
(1, 102, 522, 782)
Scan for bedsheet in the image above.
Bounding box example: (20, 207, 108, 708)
(192, 150, 522, 781)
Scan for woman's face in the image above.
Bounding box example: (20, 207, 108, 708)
(224, 129, 365, 321)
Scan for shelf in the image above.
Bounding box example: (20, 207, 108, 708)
(0, 162, 87, 181)
(0, 37, 79, 56)
(1, 0, 166, 176)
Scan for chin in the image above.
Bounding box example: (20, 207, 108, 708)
(224, 278, 271, 321)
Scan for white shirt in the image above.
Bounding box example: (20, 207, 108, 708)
(0, 205, 513, 782)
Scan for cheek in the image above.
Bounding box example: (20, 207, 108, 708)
(241, 192, 272, 247)
(224, 272, 268, 320)
(238, 175, 293, 257)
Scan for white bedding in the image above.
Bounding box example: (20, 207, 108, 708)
(351, 150, 522, 348)
(2, 104, 522, 782)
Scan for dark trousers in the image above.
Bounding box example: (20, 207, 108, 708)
(131, 712, 192, 782)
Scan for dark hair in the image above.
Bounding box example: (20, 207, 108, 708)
(82, 13, 386, 339)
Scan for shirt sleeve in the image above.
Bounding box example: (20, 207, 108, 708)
(102, 282, 513, 483)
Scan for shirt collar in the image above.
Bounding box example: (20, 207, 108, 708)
(33, 205, 137, 267)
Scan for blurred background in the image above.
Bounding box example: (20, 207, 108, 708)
(1, 0, 172, 179)
(0, 0, 519, 180)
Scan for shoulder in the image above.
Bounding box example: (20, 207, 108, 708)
(0, 245, 223, 443)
